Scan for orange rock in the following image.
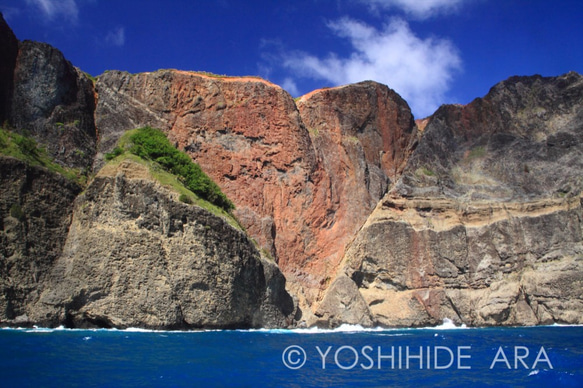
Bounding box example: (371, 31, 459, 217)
(96, 71, 418, 309)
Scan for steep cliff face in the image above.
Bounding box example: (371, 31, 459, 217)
(295, 83, 417, 287)
(95, 71, 417, 317)
(320, 73, 583, 327)
(9, 40, 97, 169)
(0, 15, 296, 330)
(297, 82, 417, 185)
(95, 71, 315, 278)
(2, 13, 582, 329)
(393, 72, 583, 201)
(0, 157, 81, 324)
(0, 12, 97, 170)
(29, 159, 294, 329)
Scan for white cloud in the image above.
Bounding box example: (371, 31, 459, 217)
(25, 0, 78, 22)
(281, 77, 300, 96)
(282, 17, 461, 118)
(105, 27, 125, 47)
(362, 0, 467, 19)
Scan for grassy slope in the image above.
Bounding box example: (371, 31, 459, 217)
(106, 129, 243, 230)
(0, 127, 86, 185)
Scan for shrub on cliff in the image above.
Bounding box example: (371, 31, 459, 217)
(128, 126, 234, 212)
(0, 127, 85, 184)
(104, 146, 123, 161)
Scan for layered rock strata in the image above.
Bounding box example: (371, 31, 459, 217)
(318, 73, 583, 327)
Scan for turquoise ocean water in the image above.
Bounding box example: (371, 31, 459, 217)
(0, 323, 581, 387)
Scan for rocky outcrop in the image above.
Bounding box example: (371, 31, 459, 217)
(0, 15, 297, 330)
(297, 82, 417, 185)
(95, 71, 418, 319)
(393, 72, 583, 201)
(294, 83, 417, 305)
(29, 160, 295, 329)
(0, 156, 81, 324)
(319, 73, 583, 327)
(1, 12, 97, 170)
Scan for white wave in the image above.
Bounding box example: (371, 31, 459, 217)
(549, 323, 583, 327)
(27, 325, 67, 333)
(254, 324, 391, 334)
(123, 327, 158, 333)
(5, 318, 581, 335)
(528, 369, 539, 376)
(433, 318, 467, 330)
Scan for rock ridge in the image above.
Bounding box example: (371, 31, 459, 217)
(317, 72, 583, 328)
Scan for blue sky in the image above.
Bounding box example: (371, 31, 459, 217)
(1, 0, 582, 118)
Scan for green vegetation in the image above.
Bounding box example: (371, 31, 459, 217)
(417, 166, 436, 177)
(345, 135, 360, 144)
(178, 193, 193, 204)
(104, 146, 124, 161)
(105, 152, 242, 229)
(467, 146, 486, 160)
(110, 126, 234, 212)
(261, 247, 275, 262)
(9, 204, 24, 221)
(83, 72, 97, 83)
(0, 127, 86, 185)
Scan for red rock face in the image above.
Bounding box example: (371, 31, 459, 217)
(295, 83, 417, 297)
(95, 71, 417, 306)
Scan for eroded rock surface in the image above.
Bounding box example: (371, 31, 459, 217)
(9, 41, 96, 169)
(2, 13, 583, 329)
(0, 157, 81, 325)
(321, 73, 583, 327)
(29, 160, 295, 329)
(95, 72, 418, 317)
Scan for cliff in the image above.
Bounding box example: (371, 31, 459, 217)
(29, 159, 294, 329)
(0, 14, 295, 329)
(0, 156, 81, 324)
(94, 71, 417, 320)
(318, 72, 583, 327)
(0, 16, 96, 170)
(1, 13, 582, 329)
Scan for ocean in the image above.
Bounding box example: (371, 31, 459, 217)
(0, 322, 581, 387)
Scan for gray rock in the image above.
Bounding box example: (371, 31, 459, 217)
(314, 274, 373, 328)
(30, 160, 295, 329)
(0, 157, 81, 324)
(321, 73, 583, 327)
(9, 40, 97, 169)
